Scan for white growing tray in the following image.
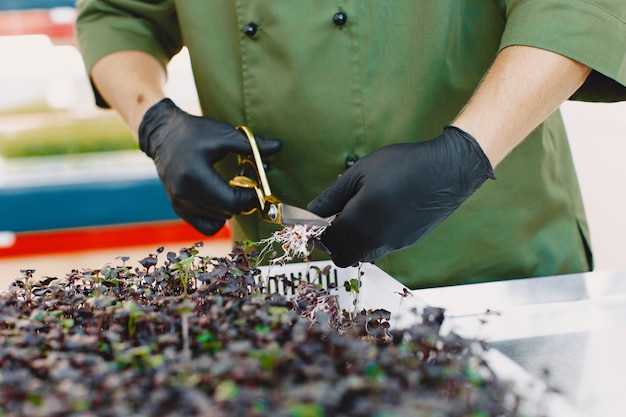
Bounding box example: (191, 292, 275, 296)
(257, 260, 578, 417)
(257, 260, 426, 329)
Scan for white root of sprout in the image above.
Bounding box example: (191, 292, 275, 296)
(256, 223, 328, 265)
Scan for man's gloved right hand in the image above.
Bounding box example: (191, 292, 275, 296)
(138, 98, 282, 235)
(307, 126, 495, 267)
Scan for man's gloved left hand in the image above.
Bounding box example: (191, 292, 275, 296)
(307, 126, 495, 267)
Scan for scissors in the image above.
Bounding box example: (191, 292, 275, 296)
(229, 125, 331, 228)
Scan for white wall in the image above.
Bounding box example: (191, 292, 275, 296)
(561, 101, 626, 271)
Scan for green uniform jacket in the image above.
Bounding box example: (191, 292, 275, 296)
(76, 0, 626, 288)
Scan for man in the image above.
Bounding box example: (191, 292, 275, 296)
(76, 1, 626, 288)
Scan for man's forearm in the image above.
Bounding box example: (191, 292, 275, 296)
(452, 45, 591, 167)
(90, 51, 167, 140)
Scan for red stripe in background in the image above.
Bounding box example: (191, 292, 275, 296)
(0, 221, 231, 258)
(0, 10, 75, 41)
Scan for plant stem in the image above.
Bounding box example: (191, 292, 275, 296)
(181, 312, 190, 360)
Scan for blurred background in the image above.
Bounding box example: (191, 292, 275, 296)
(0, 0, 231, 287)
(0, 1, 625, 288)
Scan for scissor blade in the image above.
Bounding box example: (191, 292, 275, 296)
(280, 204, 331, 227)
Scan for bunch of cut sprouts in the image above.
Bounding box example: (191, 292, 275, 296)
(256, 222, 329, 264)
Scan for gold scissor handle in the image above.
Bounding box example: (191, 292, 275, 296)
(229, 175, 266, 215)
(235, 125, 272, 196)
(229, 126, 282, 221)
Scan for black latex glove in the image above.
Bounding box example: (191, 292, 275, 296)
(307, 126, 495, 267)
(138, 98, 282, 235)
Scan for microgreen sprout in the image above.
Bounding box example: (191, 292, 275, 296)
(395, 287, 414, 307)
(342, 264, 364, 318)
(124, 301, 144, 338)
(17, 269, 35, 303)
(343, 278, 361, 319)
